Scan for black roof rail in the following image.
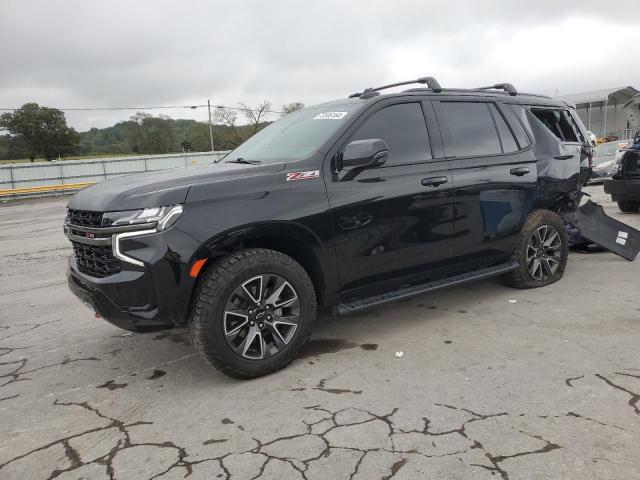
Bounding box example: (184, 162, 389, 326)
(349, 76, 442, 99)
(476, 83, 518, 96)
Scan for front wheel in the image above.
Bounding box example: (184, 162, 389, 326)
(189, 248, 316, 379)
(503, 209, 568, 289)
(617, 200, 640, 213)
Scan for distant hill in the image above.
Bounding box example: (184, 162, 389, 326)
(76, 118, 269, 156)
(78, 119, 205, 155)
(1, 116, 270, 161)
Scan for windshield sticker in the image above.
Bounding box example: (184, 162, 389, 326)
(287, 170, 320, 181)
(314, 111, 348, 120)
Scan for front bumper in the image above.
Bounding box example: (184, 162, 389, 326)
(604, 178, 640, 200)
(68, 260, 168, 331)
(66, 224, 202, 332)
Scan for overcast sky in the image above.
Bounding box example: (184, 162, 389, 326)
(1, 0, 639, 131)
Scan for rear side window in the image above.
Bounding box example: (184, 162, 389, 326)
(349, 103, 431, 165)
(530, 108, 580, 143)
(439, 102, 502, 157)
(509, 105, 536, 141)
(565, 110, 586, 143)
(488, 104, 518, 153)
(500, 105, 532, 148)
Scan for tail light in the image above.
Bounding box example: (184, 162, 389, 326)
(583, 145, 593, 168)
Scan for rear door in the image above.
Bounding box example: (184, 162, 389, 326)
(325, 99, 455, 294)
(433, 99, 538, 271)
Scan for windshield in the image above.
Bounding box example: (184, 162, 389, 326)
(222, 102, 362, 163)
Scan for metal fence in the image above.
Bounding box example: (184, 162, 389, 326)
(0, 151, 230, 199)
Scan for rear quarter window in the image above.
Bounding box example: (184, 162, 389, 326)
(530, 107, 581, 143)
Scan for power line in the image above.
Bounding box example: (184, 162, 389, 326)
(0, 103, 285, 114)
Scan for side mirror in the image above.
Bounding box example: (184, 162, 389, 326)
(341, 139, 388, 169)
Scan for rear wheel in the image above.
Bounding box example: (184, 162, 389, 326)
(189, 248, 316, 379)
(503, 209, 568, 289)
(617, 200, 640, 213)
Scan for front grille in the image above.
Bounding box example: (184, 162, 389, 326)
(72, 241, 121, 278)
(624, 150, 640, 177)
(68, 209, 103, 228)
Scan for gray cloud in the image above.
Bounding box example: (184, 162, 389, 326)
(1, 0, 639, 130)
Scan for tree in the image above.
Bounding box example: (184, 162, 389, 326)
(213, 106, 244, 148)
(127, 112, 175, 154)
(0, 134, 28, 160)
(240, 101, 272, 134)
(0, 103, 80, 161)
(281, 102, 305, 116)
(187, 122, 214, 151)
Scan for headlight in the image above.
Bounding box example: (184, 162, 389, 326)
(103, 205, 183, 231)
(105, 205, 183, 267)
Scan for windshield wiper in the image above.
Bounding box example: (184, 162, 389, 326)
(224, 157, 261, 165)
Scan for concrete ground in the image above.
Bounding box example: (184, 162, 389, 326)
(1, 186, 639, 480)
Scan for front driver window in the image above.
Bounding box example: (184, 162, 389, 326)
(348, 103, 432, 166)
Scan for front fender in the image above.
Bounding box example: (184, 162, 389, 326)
(189, 221, 340, 303)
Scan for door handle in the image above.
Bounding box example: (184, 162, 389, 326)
(510, 167, 530, 176)
(421, 176, 448, 187)
(553, 155, 574, 160)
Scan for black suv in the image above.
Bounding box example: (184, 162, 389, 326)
(604, 138, 640, 212)
(65, 77, 601, 378)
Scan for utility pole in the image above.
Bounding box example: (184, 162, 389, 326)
(207, 99, 215, 152)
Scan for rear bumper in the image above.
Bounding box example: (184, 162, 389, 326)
(562, 200, 640, 261)
(604, 179, 640, 200)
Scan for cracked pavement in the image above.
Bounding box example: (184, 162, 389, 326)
(1, 187, 640, 479)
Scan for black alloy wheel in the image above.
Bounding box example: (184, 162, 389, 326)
(223, 274, 300, 360)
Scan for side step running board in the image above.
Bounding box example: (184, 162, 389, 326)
(336, 261, 518, 315)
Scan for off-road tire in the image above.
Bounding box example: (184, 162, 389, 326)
(189, 248, 316, 379)
(617, 200, 640, 213)
(503, 209, 568, 289)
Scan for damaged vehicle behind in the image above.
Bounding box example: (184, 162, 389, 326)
(589, 140, 630, 184)
(605, 141, 640, 212)
(64, 77, 640, 378)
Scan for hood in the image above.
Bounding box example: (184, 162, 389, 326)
(67, 161, 286, 212)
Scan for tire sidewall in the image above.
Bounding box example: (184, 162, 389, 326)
(517, 213, 568, 288)
(618, 200, 640, 213)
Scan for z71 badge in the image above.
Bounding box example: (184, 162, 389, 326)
(286, 170, 320, 181)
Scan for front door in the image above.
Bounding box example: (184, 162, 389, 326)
(325, 100, 455, 294)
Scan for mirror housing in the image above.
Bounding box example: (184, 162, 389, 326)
(341, 139, 389, 169)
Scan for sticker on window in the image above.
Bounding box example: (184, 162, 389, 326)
(314, 111, 348, 120)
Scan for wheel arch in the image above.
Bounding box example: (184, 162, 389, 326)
(191, 222, 335, 305)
